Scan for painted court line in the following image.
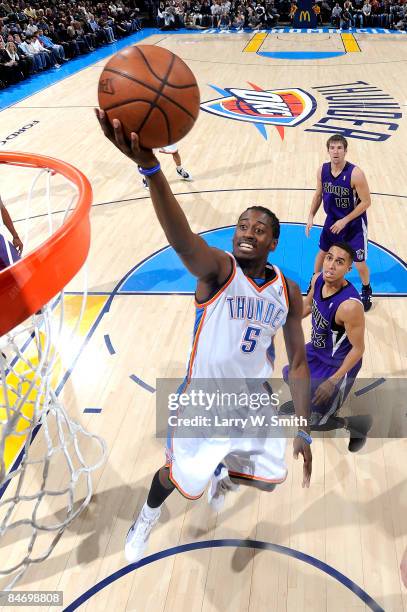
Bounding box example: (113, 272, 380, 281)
(341, 32, 362, 52)
(355, 378, 386, 396)
(243, 32, 268, 53)
(63, 539, 384, 612)
(129, 374, 156, 394)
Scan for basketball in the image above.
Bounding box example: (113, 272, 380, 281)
(98, 45, 200, 149)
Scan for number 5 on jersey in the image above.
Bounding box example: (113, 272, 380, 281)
(241, 325, 262, 353)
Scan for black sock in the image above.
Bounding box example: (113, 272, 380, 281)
(147, 468, 175, 509)
(362, 283, 371, 290)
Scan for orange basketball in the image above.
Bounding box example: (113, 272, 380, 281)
(98, 45, 200, 149)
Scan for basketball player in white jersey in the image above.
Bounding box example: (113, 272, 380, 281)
(96, 110, 313, 564)
(141, 143, 192, 189)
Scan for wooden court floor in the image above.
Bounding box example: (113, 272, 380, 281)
(0, 29, 406, 611)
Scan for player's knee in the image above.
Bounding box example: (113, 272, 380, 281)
(158, 465, 174, 489)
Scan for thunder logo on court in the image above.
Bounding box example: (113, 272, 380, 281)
(200, 83, 316, 140)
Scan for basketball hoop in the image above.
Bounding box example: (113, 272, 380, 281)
(0, 152, 92, 336)
(0, 152, 106, 590)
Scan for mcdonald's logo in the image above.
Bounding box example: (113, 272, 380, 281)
(299, 10, 310, 20)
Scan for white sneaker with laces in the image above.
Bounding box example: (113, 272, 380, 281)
(125, 503, 161, 563)
(176, 167, 193, 181)
(208, 466, 239, 512)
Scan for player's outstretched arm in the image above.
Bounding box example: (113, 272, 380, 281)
(96, 110, 231, 284)
(306, 166, 323, 237)
(0, 196, 23, 254)
(283, 279, 312, 488)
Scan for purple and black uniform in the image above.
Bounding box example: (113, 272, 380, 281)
(283, 273, 363, 424)
(0, 235, 20, 271)
(319, 161, 367, 262)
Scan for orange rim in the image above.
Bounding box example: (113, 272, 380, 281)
(0, 151, 92, 336)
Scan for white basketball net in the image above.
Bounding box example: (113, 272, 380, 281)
(0, 162, 106, 590)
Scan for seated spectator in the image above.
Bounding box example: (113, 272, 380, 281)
(55, 21, 81, 58)
(37, 28, 66, 63)
(0, 36, 23, 84)
(331, 2, 342, 26)
(24, 34, 50, 69)
(6, 39, 30, 78)
(231, 10, 245, 28)
(362, 0, 371, 25)
(341, 7, 352, 27)
(87, 14, 110, 45)
(395, 5, 407, 29)
(353, 0, 364, 26)
(343, 0, 355, 25)
(211, 0, 222, 27)
(31, 33, 60, 67)
(265, 2, 280, 27)
(200, 0, 213, 27)
(13, 33, 35, 73)
(25, 16, 38, 36)
(97, 16, 116, 41)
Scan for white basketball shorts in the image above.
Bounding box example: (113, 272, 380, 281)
(166, 435, 287, 499)
(158, 144, 178, 154)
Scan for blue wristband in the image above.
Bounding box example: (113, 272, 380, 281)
(138, 163, 161, 177)
(296, 429, 312, 445)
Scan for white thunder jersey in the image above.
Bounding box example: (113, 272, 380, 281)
(186, 255, 289, 381)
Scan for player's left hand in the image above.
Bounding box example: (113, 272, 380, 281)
(13, 236, 23, 254)
(312, 378, 336, 406)
(330, 218, 348, 234)
(293, 436, 312, 488)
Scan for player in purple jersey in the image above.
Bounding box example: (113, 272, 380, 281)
(283, 243, 372, 452)
(306, 135, 373, 312)
(0, 194, 23, 270)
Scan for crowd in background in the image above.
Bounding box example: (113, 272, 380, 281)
(1, 0, 406, 90)
(157, 0, 407, 31)
(0, 0, 144, 88)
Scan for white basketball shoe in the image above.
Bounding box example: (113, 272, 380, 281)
(125, 502, 161, 563)
(208, 465, 240, 512)
(176, 167, 193, 181)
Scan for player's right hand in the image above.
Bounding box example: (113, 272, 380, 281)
(293, 436, 312, 488)
(95, 109, 158, 168)
(305, 216, 313, 237)
(13, 236, 23, 255)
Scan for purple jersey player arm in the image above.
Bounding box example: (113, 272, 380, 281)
(0, 196, 23, 254)
(329, 299, 365, 382)
(306, 167, 323, 237)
